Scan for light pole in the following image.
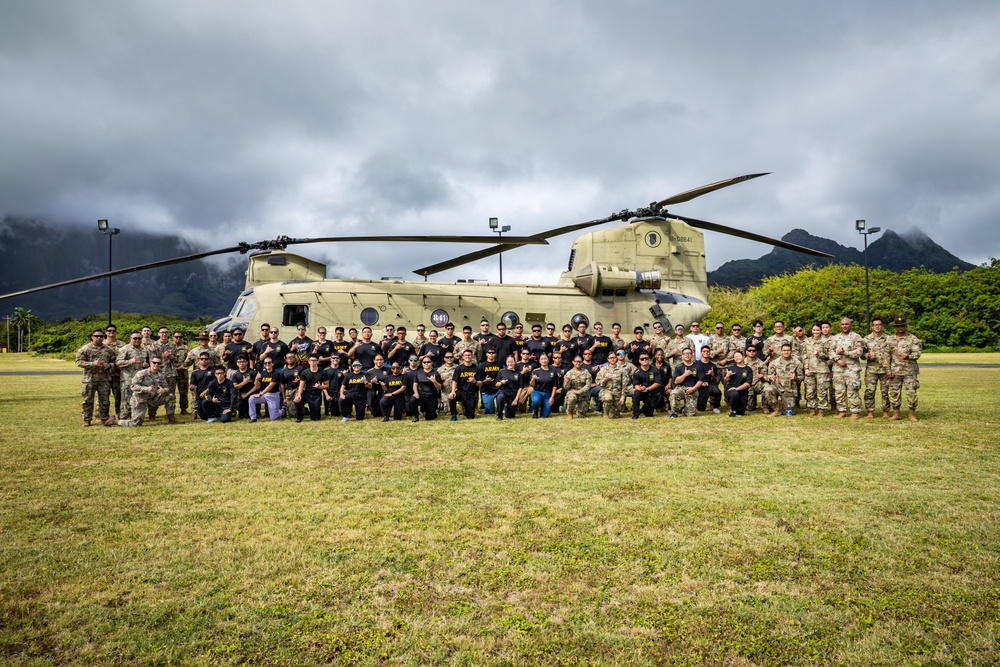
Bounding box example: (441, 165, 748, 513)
(489, 217, 511, 283)
(98, 219, 120, 327)
(856, 219, 881, 334)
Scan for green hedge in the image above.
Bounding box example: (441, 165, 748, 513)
(28, 312, 214, 358)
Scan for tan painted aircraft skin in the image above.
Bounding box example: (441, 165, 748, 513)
(212, 217, 713, 335)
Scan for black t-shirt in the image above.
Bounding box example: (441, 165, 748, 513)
(632, 367, 660, 392)
(288, 336, 314, 367)
(438, 335, 460, 357)
(190, 368, 215, 396)
(299, 368, 326, 398)
(453, 363, 480, 394)
(497, 368, 521, 393)
(627, 339, 651, 365)
(341, 371, 367, 398)
(694, 359, 717, 384)
(553, 338, 576, 360)
(224, 341, 255, 369)
(279, 367, 300, 391)
(330, 340, 351, 368)
(673, 362, 698, 388)
(590, 336, 613, 364)
(261, 340, 290, 369)
(232, 367, 258, 395)
(746, 335, 766, 357)
(414, 368, 442, 397)
(367, 367, 390, 394)
(516, 360, 537, 379)
(487, 335, 516, 364)
(206, 379, 236, 411)
(726, 365, 753, 390)
(324, 367, 344, 395)
(386, 339, 416, 366)
(251, 339, 272, 366)
(525, 338, 549, 361)
(531, 367, 559, 393)
(477, 361, 503, 394)
(313, 340, 334, 369)
(474, 332, 496, 351)
(351, 342, 381, 369)
(574, 334, 595, 356)
(419, 343, 444, 368)
(256, 370, 281, 394)
(383, 371, 406, 396)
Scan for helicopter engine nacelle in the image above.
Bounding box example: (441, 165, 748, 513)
(571, 262, 661, 297)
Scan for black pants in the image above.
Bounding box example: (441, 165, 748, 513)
(496, 390, 519, 418)
(298, 393, 322, 421)
(200, 399, 233, 422)
(415, 393, 439, 420)
(367, 389, 384, 417)
(379, 393, 406, 420)
(450, 389, 478, 418)
(340, 394, 366, 420)
(633, 390, 655, 417)
(726, 388, 749, 415)
(697, 384, 722, 411)
(324, 391, 340, 416)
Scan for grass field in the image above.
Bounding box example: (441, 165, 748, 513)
(1, 353, 998, 666)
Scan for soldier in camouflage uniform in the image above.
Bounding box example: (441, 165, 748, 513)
(103, 325, 125, 419)
(172, 331, 191, 414)
(769, 343, 803, 416)
(76, 329, 117, 426)
(148, 326, 179, 423)
(117, 357, 170, 427)
(669, 348, 700, 417)
(763, 321, 796, 367)
(116, 332, 149, 423)
(801, 324, 831, 417)
(563, 357, 593, 418)
(436, 352, 458, 412)
(886, 315, 922, 421)
(743, 346, 778, 414)
(454, 326, 482, 364)
(665, 325, 694, 365)
(595, 353, 627, 418)
(610, 323, 627, 355)
(829, 317, 865, 419)
(862, 318, 891, 419)
(648, 322, 669, 358)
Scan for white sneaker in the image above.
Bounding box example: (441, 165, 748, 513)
(713, 408, 721, 414)
(340, 417, 349, 423)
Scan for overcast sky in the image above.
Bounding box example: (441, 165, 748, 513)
(2, 1, 998, 284)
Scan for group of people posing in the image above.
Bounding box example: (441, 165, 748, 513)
(74, 313, 923, 427)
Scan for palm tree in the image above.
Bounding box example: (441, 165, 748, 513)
(9, 307, 41, 352)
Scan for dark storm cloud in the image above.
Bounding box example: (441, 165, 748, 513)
(1, 0, 997, 285)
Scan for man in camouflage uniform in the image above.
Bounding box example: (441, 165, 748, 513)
(669, 348, 700, 417)
(829, 317, 865, 419)
(436, 351, 458, 412)
(801, 324, 831, 417)
(454, 326, 482, 364)
(76, 329, 117, 426)
(744, 346, 778, 414)
(173, 331, 190, 414)
(648, 322, 669, 358)
(562, 357, 593, 419)
(820, 321, 837, 412)
(665, 324, 694, 365)
(763, 321, 796, 367)
(117, 357, 170, 427)
(595, 353, 627, 418)
(148, 326, 179, 423)
(862, 317, 891, 419)
(769, 343, 803, 416)
(886, 315, 922, 422)
(115, 331, 149, 423)
(102, 325, 125, 419)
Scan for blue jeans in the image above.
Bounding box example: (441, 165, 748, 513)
(530, 390, 552, 418)
(481, 392, 497, 414)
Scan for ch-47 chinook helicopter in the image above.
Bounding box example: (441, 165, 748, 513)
(0, 173, 831, 335)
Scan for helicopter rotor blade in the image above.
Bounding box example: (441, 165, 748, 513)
(653, 172, 770, 210)
(671, 214, 833, 258)
(0, 234, 550, 301)
(0, 245, 248, 301)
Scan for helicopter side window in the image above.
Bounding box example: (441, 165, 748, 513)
(567, 249, 576, 272)
(282, 305, 308, 328)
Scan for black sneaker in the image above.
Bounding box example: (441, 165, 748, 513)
(450, 415, 458, 422)
(382, 416, 390, 422)
(412, 415, 419, 423)
(632, 414, 639, 420)
(497, 415, 503, 421)
(669, 413, 678, 419)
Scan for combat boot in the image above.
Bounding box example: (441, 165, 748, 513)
(102, 417, 117, 427)
(850, 412, 860, 420)
(882, 410, 891, 420)
(908, 409, 918, 422)
(808, 409, 816, 417)
(83, 419, 91, 427)
(835, 411, 846, 419)
(889, 409, 901, 421)
(865, 412, 874, 419)
(167, 415, 179, 425)
(816, 410, 824, 418)
(567, 408, 575, 420)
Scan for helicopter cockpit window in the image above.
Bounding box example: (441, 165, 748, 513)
(567, 249, 576, 272)
(235, 298, 257, 319)
(571, 313, 589, 330)
(282, 305, 308, 327)
(501, 311, 519, 329)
